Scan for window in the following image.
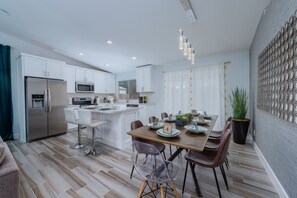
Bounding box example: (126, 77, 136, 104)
(163, 63, 225, 130)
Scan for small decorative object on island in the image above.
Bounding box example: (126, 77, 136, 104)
(229, 87, 250, 144)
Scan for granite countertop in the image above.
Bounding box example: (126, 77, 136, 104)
(90, 106, 139, 114)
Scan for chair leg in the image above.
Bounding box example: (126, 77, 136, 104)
(189, 163, 202, 197)
(162, 151, 166, 160)
(182, 161, 189, 194)
(225, 157, 229, 170)
(220, 165, 229, 190)
(70, 124, 84, 149)
(85, 128, 96, 155)
(213, 168, 222, 198)
(169, 181, 179, 198)
(138, 180, 147, 198)
(130, 153, 138, 179)
(169, 145, 172, 156)
(160, 183, 165, 198)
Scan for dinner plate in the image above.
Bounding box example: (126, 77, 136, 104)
(184, 125, 208, 134)
(192, 118, 211, 125)
(156, 128, 181, 137)
(147, 122, 164, 129)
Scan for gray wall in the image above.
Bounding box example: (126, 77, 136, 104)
(249, 1, 297, 197)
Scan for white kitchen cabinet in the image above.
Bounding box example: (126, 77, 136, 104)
(47, 59, 64, 79)
(136, 65, 153, 92)
(64, 65, 76, 93)
(94, 71, 115, 94)
(138, 104, 156, 125)
(75, 68, 94, 83)
(105, 73, 115, 93)
(94, 71, 105, 93)
(23, 54, 64, 80)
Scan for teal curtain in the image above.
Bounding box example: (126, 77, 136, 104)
(0, 44, 13, 141)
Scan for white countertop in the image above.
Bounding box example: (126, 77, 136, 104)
(89, 106, 139, 114)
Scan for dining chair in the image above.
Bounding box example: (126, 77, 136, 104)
(64, 108, 84, 149)
(182, 129, 231, 198)
(78, 109, 108, 155)
(161, 112, 169, 120)
(149, 116, 158, 124)
(130, 120, 166, 179)
(209, 116, 232, 139)
(206, 119, 231, 169)
(132, 140, 181, 198)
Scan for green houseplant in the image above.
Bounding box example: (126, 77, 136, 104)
(229, 87, 250, 144)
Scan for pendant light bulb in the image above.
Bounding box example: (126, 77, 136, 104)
(191, 50, 195, 64)
(179, 29, 184, 50)
(183, 39, 188, 56)
(188, 44, 192, 60)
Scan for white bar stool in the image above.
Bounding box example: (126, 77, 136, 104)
(78, 109, 108, 155)
(64, 108, 84, 149)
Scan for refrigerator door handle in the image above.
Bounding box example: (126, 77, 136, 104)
(44, 89, 48, 112)
(48, 88, 52, 112)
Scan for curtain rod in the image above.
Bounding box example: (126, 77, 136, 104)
(162, 61, 231, 73)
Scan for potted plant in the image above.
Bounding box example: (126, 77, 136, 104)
(176, 113, 192, 126)
(229, 87, 250, 144)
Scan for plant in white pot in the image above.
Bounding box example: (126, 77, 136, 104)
(229, 87, 250, 144)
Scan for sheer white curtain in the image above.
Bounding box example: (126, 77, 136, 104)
(163, 69, 191, 114)
(192, 63, 225, 130)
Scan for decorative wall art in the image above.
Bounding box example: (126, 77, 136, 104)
(257, 10, 297, 125)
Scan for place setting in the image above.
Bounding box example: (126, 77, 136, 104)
(156, 123, 181, 138)
(184, 122, 208, 134)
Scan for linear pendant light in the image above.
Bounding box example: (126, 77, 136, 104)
(179, 29, 195, 64)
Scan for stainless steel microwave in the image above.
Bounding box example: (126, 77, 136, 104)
(75, 82, 95, 93)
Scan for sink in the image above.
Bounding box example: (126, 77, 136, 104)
(100, 108, 112, 110)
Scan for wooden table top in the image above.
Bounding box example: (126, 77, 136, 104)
(127, 115, 218, 152)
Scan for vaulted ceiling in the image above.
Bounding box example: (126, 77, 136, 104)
(0, 0, 270, 73)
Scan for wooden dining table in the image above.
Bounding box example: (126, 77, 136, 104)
(127, 115, 218, 197)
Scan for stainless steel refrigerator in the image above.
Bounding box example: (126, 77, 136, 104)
(25, 77, 67, 141)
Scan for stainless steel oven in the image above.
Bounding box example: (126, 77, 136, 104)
(75, 82, 94, 93)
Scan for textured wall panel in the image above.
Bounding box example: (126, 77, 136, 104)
(257, 10, 297, 125)
(250, 1, 297, 197)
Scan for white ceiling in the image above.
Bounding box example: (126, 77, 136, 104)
(0, 0, 270, 73)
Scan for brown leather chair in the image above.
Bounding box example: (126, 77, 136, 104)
(205, 121, 231, 150)
(182, 129, 231, 198)
(130, 120, 166, 179)
(161, 112, 168, 119)
(148, 116, 158, 124)
(209, 116, 232, 139)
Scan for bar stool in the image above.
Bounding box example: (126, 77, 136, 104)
(64, 108, 84, 149)
(78, 109, 108, 155)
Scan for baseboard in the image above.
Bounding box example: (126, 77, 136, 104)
(253, 141, 289, 198)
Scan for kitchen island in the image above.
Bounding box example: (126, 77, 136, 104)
(87, 106, 139, 150)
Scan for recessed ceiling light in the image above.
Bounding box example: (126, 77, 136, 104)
(79, 52, 84, 56)
(0, 8, 11, 16)
(132, 57, 137, 60)
(106, 40, 113, 44)
(106, 64, 110, 67)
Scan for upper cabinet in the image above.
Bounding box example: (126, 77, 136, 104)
(75, 67, 94, 83)
(94, 71, 115, 94)
(136, 65, 153, 92)
(63, 65, 76, 93)
(105, 73, 115, 94)
(23, 54, 64, 80)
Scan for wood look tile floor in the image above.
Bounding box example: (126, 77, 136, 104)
(7, 130, 279, 198)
